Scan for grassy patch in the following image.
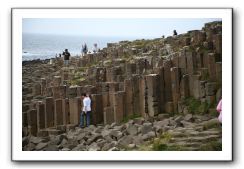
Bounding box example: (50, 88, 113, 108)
(199, 141, 222, 151)
(183, 97, 210, 114)
(122, 114, 141, 123)
(203, 119, 221, 130)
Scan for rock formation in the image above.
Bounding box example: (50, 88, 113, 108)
(22, 21, 222, 151)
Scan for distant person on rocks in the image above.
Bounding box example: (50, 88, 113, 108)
(173, 30, 178, 36)
(80, 93, 92, 128)
(62, 49, 71, 66)
(93, 43, 98, 54)
(81, 43, 88, 56)
(216, 98, 222, 123)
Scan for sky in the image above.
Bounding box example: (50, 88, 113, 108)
(23, 18, 221, 38)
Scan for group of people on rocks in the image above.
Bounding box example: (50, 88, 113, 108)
(58, 43, 99, 67)
(58, 33, 223, 126)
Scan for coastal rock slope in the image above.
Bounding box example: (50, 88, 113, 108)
(22, 21, 222, 151)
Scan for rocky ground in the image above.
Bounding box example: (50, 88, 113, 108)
(22, 21, 222, 151)
(23, 113, 221, 151)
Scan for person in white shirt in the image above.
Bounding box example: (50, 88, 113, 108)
(80, 93, 92, 128)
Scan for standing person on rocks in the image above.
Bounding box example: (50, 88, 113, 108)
(173, 30, 178, 36)
(216, 98, 222, 123)
(80, 93, 92, 128)
(93, 43, 98, 54)
(62, 49, 71, 67)
(81, 43, 88, 57)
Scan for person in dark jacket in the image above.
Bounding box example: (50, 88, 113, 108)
(173, 30, 178, 36)
(63, 49, 71, 66)
(81, 43, 88, 57)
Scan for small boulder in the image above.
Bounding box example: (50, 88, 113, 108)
(141, 123, 152, 135)
(35, 142, 48, 150)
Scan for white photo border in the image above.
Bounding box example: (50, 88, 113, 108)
(12, 8, 233, 161)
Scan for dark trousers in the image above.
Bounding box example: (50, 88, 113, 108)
(80, 111, 91, 127)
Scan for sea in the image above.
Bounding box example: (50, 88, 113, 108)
(22, 33, 139, 61)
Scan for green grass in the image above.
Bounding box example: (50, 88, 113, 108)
(122, 114, 141, 123)
(199, 141, 222, 151)
(183, 97, 210, 114)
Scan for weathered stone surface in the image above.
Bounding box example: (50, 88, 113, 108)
(35, 142, 48, 150)
(27, 109, 38, 136)
(53, 76, 62, 86)
(207, 53, 217, 81)
(170, 67, 181, 112)
(36, 101, 45, 131)
(43, 144, 59, 151)
(88, 142, 101, 151)
(41, 78, 47, 96)
(126, 124, 138, 135)
(68, 86, 78, 98)
(22, 137, 29, 147)
(102, 141, 117, 151)
(113, 91, 125, 124)
(103, 107, 114, 125)
(37, 129, 49, 137)
(54, 99, 63, 126)
(163, 60, 172, 102)
(33, 83, 41, 96)
(141, 123, 153, 135)
(131, 75, 141, 116)
(180, 74, 190, 98)
(145, 74, 160, 117)
(133, 117, 145, 125)
(164, 102, 174, 114)
(189, 74, 201, 99)
(69, 97, 81, 125)
(91, 94, 103, 125)
(72, 144, 86, 151)
(87, 134, 103, 145)
(52, 86, 66, 99)
(109, 130, 123, 140)
(22, 21, 223, 151)
(205, 82, 217, 96)
(118, 135, 133, 147)
(186, 51, 196, 74)
(124, 79, 133, 117)
(142, 131, 156, 141)
(184, 114, 193, 121)
(45, 97, 54, 128)
(214, 34, 222, 54)
(215, 62, 222, 85)
(108, 147, 119, 151)
(62, 98, 70, 125)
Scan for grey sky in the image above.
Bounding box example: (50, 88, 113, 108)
(23, 18, 221, 38)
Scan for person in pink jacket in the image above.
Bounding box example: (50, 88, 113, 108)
(216, 99, 222, 123)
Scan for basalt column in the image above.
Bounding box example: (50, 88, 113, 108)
(124, 79, 133, 117)
(113, 91, 125, 124)
(69, 97, 81, 125)
(91, 94, 103, 125)
(163, 60, 172, 102)
(54, 99, 63, 126)
(131, 75, 141, 116)
(27, 109, 37, 136)
(36, 101, 45, 132)
(145, 74, 160, 117)
(62, 98, 70, 125)
(45, 97, 54, 128)
(170, 67, 181, 113)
